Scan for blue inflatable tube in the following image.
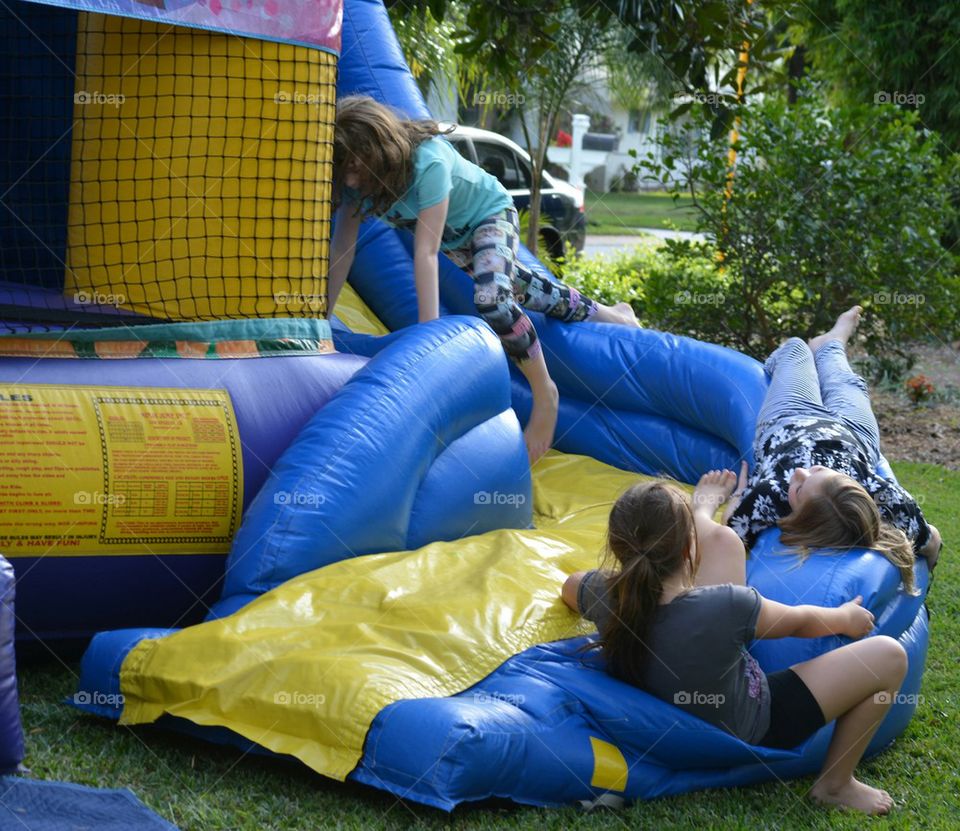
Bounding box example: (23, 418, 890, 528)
(217, 316, 530, 614)
(353, 610, 928, 809)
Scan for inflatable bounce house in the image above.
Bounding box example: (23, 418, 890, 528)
(0, 0, 929, 809)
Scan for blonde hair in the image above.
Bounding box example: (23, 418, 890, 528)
(778, 474, 917, 594)
(594, 481, 700, 686)
(333, 95, 454, 217)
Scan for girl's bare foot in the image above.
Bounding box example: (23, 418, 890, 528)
(524, 380, 559, 465)
(808, 305, 863, 352)
(593, 302, 640, 327)
(692, 469, 737, 515)
(810, 777, 895, 815)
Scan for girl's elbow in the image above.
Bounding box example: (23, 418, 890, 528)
(414, 240, 441, 259)
(561, 573, 583, 612)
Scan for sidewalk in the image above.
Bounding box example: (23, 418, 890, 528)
(583, 228, 706, 257)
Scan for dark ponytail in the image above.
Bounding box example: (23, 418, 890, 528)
(596, 481, 698, 686)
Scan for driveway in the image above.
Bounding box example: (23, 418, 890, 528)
(583, 228, 706, 257)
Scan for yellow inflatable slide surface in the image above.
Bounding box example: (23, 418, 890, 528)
(119, 453, 652, 780)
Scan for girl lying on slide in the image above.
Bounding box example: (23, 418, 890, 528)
(723, 306, 942, 589)
(563, 471, 909, 815)
(328, 95, 638, 463)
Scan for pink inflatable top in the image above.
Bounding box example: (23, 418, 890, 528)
(26, 0, 342, 52)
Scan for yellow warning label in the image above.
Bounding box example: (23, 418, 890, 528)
(0, 384, 242, 556)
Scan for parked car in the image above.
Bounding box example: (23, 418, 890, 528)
(441, 124, 586, 257)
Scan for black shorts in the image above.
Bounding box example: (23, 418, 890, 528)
(758, 669, 826, 750)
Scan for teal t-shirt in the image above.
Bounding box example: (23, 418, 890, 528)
(346, 136, 513, 250)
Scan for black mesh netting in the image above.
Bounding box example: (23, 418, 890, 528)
(1, 0, 334, 334)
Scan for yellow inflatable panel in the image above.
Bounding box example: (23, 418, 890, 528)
(0, 384, 242, 556)
(589, 736, 629, 792)
(65, 13, 335, 321)
(333, 283, 390, 337)
(118, 452, 652, 780)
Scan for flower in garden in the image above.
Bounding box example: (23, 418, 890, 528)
(905, 374, 935, 405)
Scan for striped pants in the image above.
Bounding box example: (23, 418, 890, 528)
(447, 206, 597, 362)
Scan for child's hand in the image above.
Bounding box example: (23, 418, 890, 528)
(692, 469, 737, 515)
(837, 595, 875, 639)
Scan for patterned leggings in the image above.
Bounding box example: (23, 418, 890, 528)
(447, 206, 597, 362)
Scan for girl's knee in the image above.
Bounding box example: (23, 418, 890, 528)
(765, 337, 810, 374)
(866, 635, 908, 685)
(473, 274, 513, 314)
(781, 336, 809, 355)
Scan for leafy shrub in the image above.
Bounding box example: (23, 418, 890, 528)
(609, 165, 640, 193)
(635, 85, 960, 359)
(561, 242, 741, 346)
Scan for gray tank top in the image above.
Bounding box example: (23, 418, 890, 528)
(578, 573, 771, 744)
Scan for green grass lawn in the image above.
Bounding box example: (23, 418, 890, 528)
(15, 461, 960, 830)
(585, 190, 698, 235)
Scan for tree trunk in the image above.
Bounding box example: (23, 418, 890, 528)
(787, 44, 806, 104)
(526, 152, 543, 254)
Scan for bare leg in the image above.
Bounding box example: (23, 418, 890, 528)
(808, 306, 882, 463)
(592, 302, 640, 327)
(517, 352, 559, 465)
(691, 470, 746, 586)
(807, 305, 863, 353)
(790, 635, 908, 815)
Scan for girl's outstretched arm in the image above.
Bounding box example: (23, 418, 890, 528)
(413, 198, 449, 322)
(327, 203, 362, 315)
(755, 595, 875, 640)
(691, 469, 747, 586)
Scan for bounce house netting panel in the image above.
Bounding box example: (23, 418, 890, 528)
(1, 0, 335, 333)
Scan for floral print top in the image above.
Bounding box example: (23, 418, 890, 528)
(728, 416, 930, 552)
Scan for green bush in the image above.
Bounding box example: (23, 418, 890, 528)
(634, 85, 960, 359)
(562, 243, 742, 346)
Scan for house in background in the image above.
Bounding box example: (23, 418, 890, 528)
(544, 62, 676, 192)
(418, 52, 681, 193)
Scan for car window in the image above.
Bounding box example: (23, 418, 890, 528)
(513, 152, 533, 189)
(475, 141, 525, 190)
